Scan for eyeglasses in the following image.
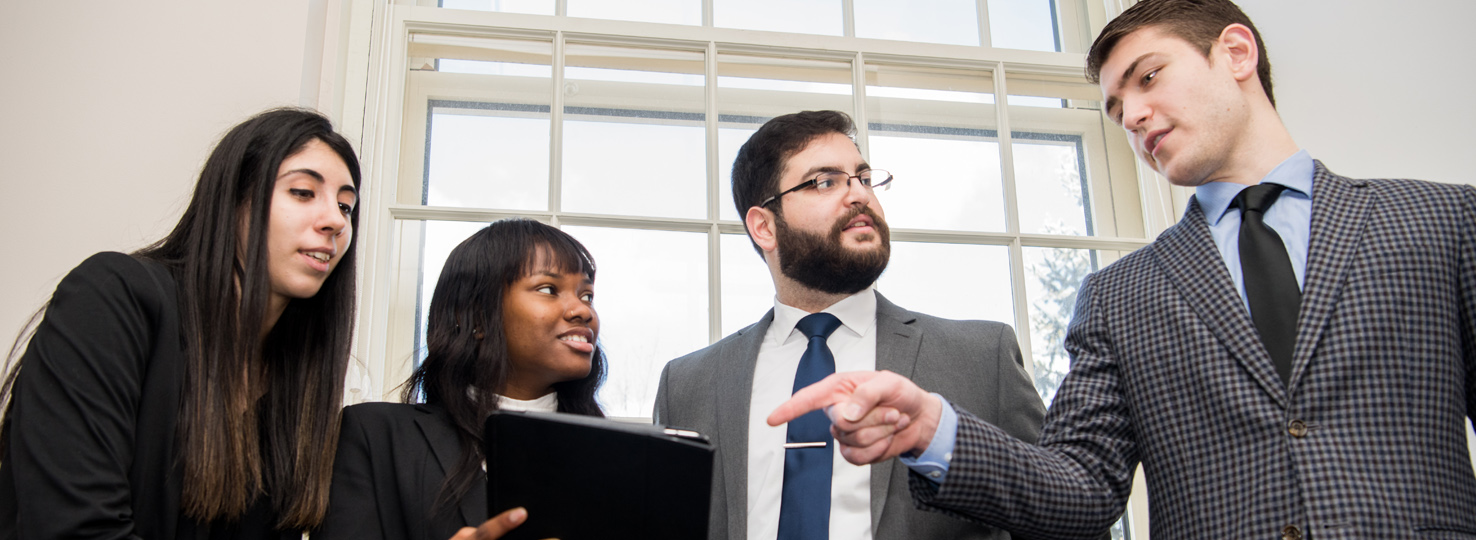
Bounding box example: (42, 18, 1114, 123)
(759, 169, 893, 208)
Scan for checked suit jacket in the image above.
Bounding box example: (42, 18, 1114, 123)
(655, 291, 1046, 540)
(909, 163, 1476, 539)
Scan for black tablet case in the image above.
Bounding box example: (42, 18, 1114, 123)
(484, 411, 713, 539)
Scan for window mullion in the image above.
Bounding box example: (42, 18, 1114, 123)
(994, 63, 1036, 377)
(706, 40, 723, 344)
(853, 51, 868, 160)
(977, 0, 992, 47)
(550, 31, 566, 213)
(842, 0, 855, 38)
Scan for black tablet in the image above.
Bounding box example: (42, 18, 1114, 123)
(483, 410, 713, 540)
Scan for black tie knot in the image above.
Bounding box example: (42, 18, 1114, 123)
(1232, 183, 1288, 214)
(796, 312, 842, 340)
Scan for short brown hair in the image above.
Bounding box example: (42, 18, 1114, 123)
(731, 110, 857, 255)
(1086, 0, 1274, 107)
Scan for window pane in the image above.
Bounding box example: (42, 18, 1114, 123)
(1012, 138, 1088, 235)
(412, 37, 554, 209)
(987, 0, 1060, 52)
(1022, 245, 1098, 404)
(1006, 73, 1142, 238)
(414, 220, 506, 365)
(718, 54, 853, 221)
(718, 127, 755, 222)
(438, 59, 553, 77)
(870, 134, 1004, 232)
(563, 226, 710, 417)
(856, 0, 980, 46)
(877, 241, 1013, 324)
(439, 0, 554, 15)
(865, 63, 1003, 232)
(713, 0, 842, 35)
(567, 0, 700, 25)
(562, 44, 707, 219)
(720, 233, 775, 336)
(427, 109, 550, 210)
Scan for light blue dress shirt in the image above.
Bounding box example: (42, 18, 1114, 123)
(898, 394, 958, 482)
(1195, 149, 1315, 306)
(904, 150, 1316, 484)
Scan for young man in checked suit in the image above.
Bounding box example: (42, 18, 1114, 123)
(769, 1, 1476, 539)
(654, 110, 1046, 540)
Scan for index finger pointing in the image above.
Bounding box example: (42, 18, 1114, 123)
(766, 374, 845, 426)
(767, 371, 883, 426)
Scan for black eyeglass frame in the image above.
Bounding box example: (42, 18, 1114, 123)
(757, 169, 893, 208)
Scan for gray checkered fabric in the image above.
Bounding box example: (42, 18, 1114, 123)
(909, 163, 1476, 539)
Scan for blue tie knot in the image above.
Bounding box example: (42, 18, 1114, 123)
(796, 312, 842, 341)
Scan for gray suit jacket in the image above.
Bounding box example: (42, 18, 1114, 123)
(655, 291, 1045, 540)
(911, 164, 1476, 539)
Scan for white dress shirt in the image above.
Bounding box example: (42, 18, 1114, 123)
(496, 392, 559, 413)
(747, 289, 876, 540)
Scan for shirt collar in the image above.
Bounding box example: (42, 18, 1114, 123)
(1196, 149, 1314, 226)
(771, 288, 877, 342)
(496, 392, 559, 413)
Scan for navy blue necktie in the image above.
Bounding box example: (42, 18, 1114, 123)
(1233, 183, 1300, 384)
(777, 312, 842, 540)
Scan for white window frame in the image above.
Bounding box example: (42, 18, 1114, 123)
(333, 2, 1182, 538)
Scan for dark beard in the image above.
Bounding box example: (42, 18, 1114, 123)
(775, 205, 891, 295)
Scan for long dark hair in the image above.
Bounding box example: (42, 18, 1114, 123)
(404, 218, 606, 513)
(146, 107, 360, 530)
(0, 108, 361, 530)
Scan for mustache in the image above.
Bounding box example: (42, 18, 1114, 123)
(830, 205, 885, 235)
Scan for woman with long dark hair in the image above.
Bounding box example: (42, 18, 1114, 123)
(316, 218, 606, 540)
(0, 108, 360, 539)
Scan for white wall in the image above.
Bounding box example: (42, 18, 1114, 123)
(0, 1, 330, 343)
(1237, 0, 1476, 187)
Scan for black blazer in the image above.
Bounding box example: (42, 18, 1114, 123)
(0, 252, 290, 540)
(316, 402, 486, 540)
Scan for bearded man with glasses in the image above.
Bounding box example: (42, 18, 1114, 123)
(654, 110, 1045, 540)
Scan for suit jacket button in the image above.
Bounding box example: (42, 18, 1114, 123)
(1281, 524, 1303, 540)
(1287, 419, 1308, 438)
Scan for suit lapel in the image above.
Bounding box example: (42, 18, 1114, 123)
(1153, 200, 1289, 405)
(414, 406, 482, 529)
(870, 292, 922, 533)
(720, 310, 771, 540)
(1292, 165, 1369, 385)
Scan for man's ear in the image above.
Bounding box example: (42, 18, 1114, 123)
(745, 205, 779, 253)
(1217, 23, 1259, 83)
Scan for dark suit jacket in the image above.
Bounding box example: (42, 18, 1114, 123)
(0, 252, 290, 540)
(317, 402, 486, 540)
(655, 291, 1046, 540)
(911, 164, 1476, 539)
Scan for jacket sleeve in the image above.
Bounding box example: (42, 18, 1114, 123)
(1459, 185, 1476, 427)
(652, 362, 673, 426)
(908, 273, 1138, 540)
(987, 323, 1047, 445)
(6, 253, 163, 540)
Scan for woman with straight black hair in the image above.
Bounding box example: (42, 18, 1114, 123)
(316, 218, 607, 540)
(0, 108, 361, 539)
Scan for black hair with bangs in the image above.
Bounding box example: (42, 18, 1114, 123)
(404, 217, 606, 515)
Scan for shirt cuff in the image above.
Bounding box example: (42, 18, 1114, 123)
(899, 393, 957, 484)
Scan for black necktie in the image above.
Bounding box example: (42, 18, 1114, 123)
(1232, 183, 1300, 384)
(777, 312, 842, 540)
